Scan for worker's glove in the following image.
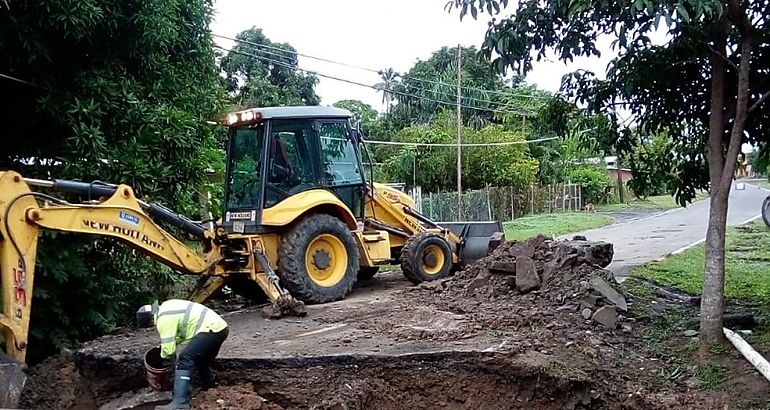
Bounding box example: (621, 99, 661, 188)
(157, 349, 176, 368)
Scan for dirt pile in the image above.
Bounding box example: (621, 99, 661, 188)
(358, 235, 629, 343)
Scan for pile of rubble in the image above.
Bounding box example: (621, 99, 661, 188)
(406, 234, 631, 335)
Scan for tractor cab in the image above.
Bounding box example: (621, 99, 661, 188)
(222, 106, 367, 234)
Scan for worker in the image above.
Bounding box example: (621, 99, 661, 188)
(136, 299, 229, 410)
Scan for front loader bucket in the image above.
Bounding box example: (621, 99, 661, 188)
(437, 221, 505, 263)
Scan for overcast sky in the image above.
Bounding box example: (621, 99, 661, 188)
(209, 0, 618, 112)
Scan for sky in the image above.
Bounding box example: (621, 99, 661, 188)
(209, 0, 620, 113)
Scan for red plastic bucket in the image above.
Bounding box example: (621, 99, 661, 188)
(143, 346, 174, 391)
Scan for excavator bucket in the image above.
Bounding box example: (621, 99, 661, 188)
(0, 352, 25, 408)
(437, 221, 505, 264)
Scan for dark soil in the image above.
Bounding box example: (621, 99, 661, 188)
(24, 351, 705, 410)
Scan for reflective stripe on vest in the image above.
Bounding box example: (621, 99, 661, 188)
(155, 299, 226, 347)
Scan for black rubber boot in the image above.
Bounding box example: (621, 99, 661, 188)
(200, 367, 217, 391)
(155, 369, 192, 410)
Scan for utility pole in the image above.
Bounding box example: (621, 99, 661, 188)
(456, 44, 463, 219)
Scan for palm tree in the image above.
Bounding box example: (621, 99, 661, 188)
(374, 68, 398, 113)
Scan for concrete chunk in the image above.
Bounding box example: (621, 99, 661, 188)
(592, 306, 617, 329)
(588, 276, 628, 311)
(515, 257, 540, 293)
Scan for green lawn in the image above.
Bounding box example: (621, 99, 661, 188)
(503, 212, 613, 241)
(630, 221, 770, 304)
(626, 221, 770, 403)
(597, 191, 709, 212)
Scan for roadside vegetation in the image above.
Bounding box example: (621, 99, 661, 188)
(631, 222, 770, 303)
(622, 221, 770, 407)
(503, 212, 612, 241)
(597, 191, 709, 212)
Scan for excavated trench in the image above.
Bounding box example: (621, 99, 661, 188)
(22, 351, 607, 410)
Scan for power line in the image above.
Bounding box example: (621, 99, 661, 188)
(214, 39, 528, 112)
(396, 75, 553, 100)
(361, 136, 559, 147)
(212, 33, 380, 74)
(212, 32, 553, 101)
(216, 47, 534, 116)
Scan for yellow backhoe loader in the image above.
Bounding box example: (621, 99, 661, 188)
(0, 106, 504, 406)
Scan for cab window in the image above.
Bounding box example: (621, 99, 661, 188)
(319, 122, 362, 186)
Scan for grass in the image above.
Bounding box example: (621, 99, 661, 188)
(630, 222, 770, 303)
(503, 212, 613, 241)
(697, 362, 728, 390)
(597, 191, 709, 212)
(627, 220, 770, 398)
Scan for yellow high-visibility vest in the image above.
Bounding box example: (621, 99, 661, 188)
(154, 299, 227, 359)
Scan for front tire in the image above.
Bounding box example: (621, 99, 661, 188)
(762, 195, 770, 228)
(279, 214, 359, 304)
(400, 233, 453, 285)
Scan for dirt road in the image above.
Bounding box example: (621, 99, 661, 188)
(564, 183, 768, 279)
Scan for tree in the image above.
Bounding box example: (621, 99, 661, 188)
(447, 0, 770, 353)
(333, 99, 378, 126)
(627, 130, 676, 199)
(374, 68, 398, 113)
(390, 46, 511, 129)
(0, 0, 224, 362)
(220, 27, 320, 108)
(381, 111, 538, 191)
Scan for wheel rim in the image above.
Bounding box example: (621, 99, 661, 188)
(421, 244, 445, 275)
(305, 233, 348, 287)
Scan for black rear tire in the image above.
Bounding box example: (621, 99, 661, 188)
(279, 214, 359, 304)
(762, 195, 770, 228)
(400, 233, 453, 285)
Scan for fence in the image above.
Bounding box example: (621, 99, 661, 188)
(414, 184, 583, 222)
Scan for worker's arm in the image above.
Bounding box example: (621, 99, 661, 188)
(156, 316, 178, 360)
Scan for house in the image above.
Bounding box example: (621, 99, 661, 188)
(604, 156, 634, 183)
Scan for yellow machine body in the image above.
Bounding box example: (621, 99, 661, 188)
(0, 106, 503, 408)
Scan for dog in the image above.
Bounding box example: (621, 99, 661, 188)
(583, 202, 596, 213)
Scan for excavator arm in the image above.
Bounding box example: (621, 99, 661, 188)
(0, 171, 221, 366)
(0, 170, 303, 407)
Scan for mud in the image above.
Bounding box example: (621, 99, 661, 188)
(24, 351, 631, 410)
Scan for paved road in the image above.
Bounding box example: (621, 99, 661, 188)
(563, 182, 769, 279)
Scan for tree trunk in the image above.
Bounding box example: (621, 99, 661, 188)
(699, 18, 729, 354)
(700, 3, 753, 355)
(700, 190, 729, 352)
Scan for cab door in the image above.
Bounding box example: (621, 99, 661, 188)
(315, 120, 366, 219)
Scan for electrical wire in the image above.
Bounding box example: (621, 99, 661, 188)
(394, 74, 553, 99)
(216, 47, 533, 116)
(212, 33, 553, 100)
(213, 33, 381, 74)
(361, 136, 559, 147)
(218, 46, 524, 113)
